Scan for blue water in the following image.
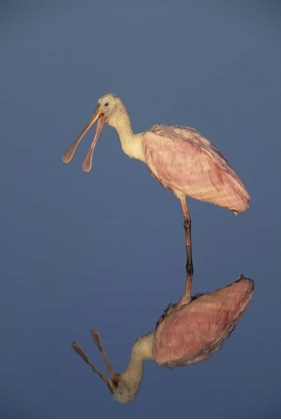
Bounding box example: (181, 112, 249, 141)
(1, 1, 280, 417)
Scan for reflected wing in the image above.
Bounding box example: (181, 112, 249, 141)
(153, 276, 254, 368)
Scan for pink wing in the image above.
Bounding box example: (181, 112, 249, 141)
(143, 125, 250, 213)
(153, 276, 254, 368)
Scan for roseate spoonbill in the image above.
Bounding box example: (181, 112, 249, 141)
(72, 275, 254, 404)
(62, 94, 250, 288)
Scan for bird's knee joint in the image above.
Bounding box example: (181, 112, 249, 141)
(183, 218, 191, 230)
(185, 263, 194, 276)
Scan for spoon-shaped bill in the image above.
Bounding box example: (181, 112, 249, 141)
(71, 339, 117, 394)
(90, 329, 119, 384)
(82, 114, 106, 172)
(62, 104, 103, 164)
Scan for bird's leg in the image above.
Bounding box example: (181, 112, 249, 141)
(180, 198, 193, 298)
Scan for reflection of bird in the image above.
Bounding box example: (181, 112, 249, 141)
(62, 94, 250, 291)
(72, 275, 254, 404)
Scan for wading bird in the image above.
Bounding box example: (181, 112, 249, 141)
(62, 94, 250, 292)
(72, 275, 254, 404)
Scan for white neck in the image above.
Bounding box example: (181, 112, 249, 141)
(118, 332, 154, 399)
(107, 106, 146, 163)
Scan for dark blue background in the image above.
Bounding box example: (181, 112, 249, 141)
(1, 1, 280, 417)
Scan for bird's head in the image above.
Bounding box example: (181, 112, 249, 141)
(62, 93, 125, 172)
(72, 329, 137, 405)
(112, 377, 138, 404)
(96, 93, 125, 123)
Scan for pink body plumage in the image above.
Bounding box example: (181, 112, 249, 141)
(143, 124, 250, 214)
(153, 276, 254, 368)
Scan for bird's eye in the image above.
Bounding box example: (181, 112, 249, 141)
(104, 102, 109, 107)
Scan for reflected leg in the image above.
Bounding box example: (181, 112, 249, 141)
(180, 198, 193, 297)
